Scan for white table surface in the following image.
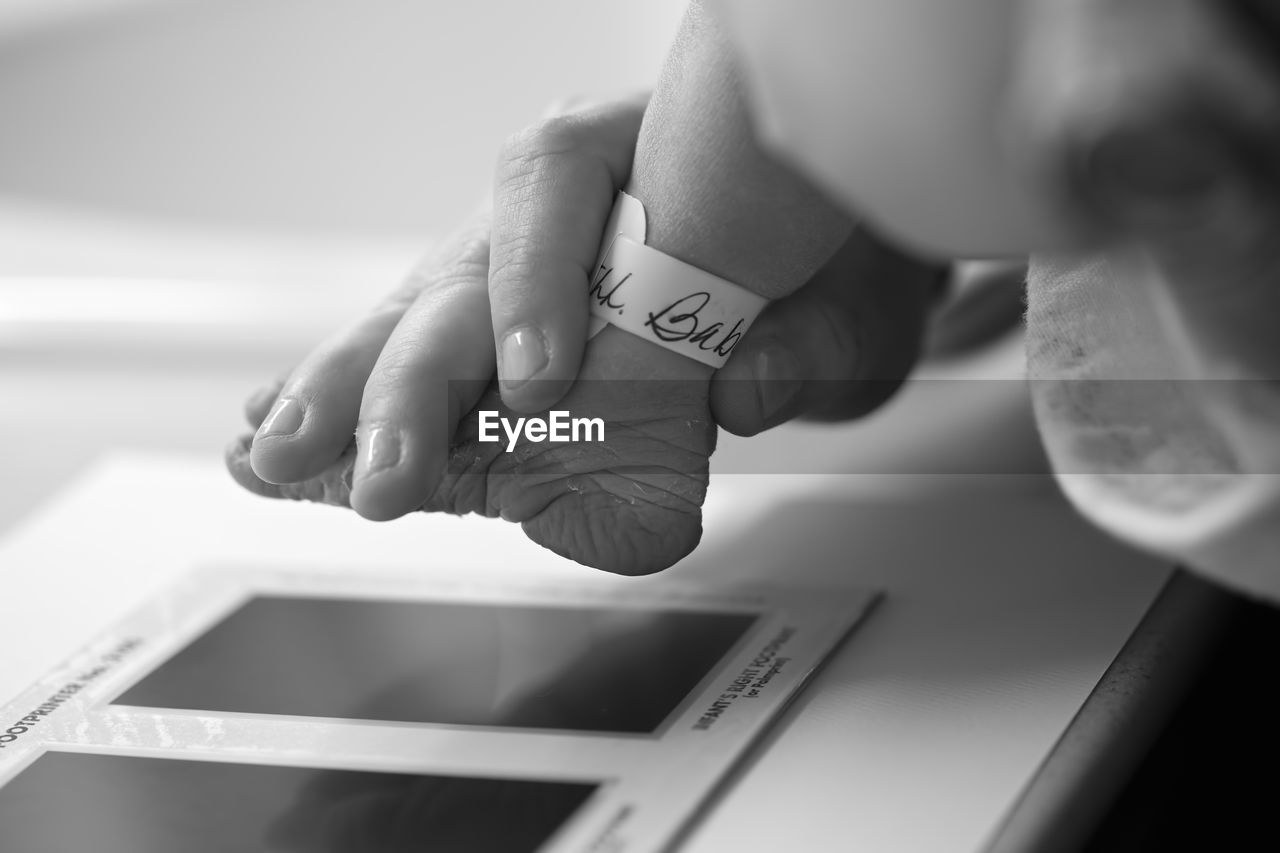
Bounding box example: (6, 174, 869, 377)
(0, 449, 1168, 853)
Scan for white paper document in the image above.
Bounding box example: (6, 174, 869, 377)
(0, 454, 1171, 852)
(0, 564, 874, 852)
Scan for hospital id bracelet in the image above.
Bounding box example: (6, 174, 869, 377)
(585, 191, 768, 368)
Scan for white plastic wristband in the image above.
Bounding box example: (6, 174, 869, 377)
(585, 191, 768, 369)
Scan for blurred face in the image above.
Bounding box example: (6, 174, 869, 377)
(710, 0, 1079, 257)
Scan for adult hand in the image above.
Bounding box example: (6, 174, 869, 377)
(235, 93, 938, 511)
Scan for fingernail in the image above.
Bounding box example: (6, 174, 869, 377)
(257, 398, 304, 438)
(499, 326, 549, 390)
(755, 344, 802, 423)
(359, 426, 401, 475)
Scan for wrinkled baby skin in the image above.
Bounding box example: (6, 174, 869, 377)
(227, 326, 715, 575)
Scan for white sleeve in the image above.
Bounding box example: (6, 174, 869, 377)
(1026, 249, 1280, 601)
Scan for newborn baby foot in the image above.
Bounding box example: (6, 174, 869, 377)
(227, 325, 715, 575)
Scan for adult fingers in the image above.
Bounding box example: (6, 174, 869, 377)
(247, 308, 413, 486)
(709, 228, 941, 436)
(247, 219, 487, 486)
(347, 222, 496, 521)
(244, 377, 286, 429)
(489, 93, 648, 413)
